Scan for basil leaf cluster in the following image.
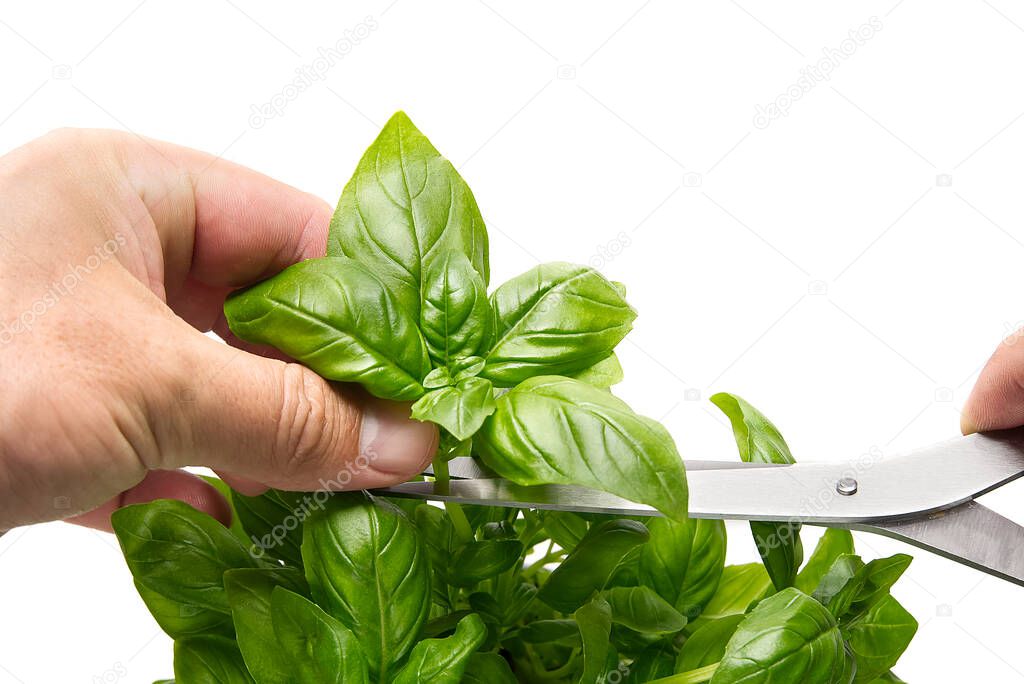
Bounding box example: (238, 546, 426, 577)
(223, 111, 683, 519)
(110, 113, 919, 683)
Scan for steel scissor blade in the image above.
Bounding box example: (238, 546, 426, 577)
(399, 428, 1024, 523)
(864, 501, 1024, 587)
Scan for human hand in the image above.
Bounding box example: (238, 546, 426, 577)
(0, 130, 438, 531)
(961, 332, 1024, 435)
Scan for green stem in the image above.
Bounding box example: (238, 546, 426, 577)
(646, 663, 719, 684)
(432, 456, 474, 544)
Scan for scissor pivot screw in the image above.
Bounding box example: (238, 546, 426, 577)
(836, 477, 858, 496)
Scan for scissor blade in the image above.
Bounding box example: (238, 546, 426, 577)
(423, 457, 784, 481)
(865, 501, 1024, 587)
(393, 428, 1024, 523)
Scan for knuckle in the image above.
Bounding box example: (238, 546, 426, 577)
(272, 364, 354, 481)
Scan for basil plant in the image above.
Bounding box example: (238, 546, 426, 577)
(112, 112, 918, 683)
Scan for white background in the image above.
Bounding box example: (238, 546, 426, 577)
(2, 1, 1024, 681)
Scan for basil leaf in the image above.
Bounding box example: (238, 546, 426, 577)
(848, 554, 912, 616)
(461, 652, 517, 684)
(711, 588, 854, 684)
(270, 587, 370, 684)
(689, 563, 773, 632)
(843, 595, 917, 683)
(711, 392, 804, 590)
(538, 519, 649, 613)
(483, 263, 635, 385)
(813, 554, 866, 619)
(795, 529, 855, 594)
(415, 505, 459, 607)
(449, 539, 524, 587)
(567, 352, 624, 389)
(302, 493, 431, 680)
(411, 377, 496, 440)
(135, 581, 234, 639)
(224, 567, 308, 683)
(675, 615, 744, 671)
(598, 586, 687, 634)
(420, 250, 493, 366)
(231, 489, 311, 568)
(224, 257, 430, 401)
(112, 500, 258, 615)
(540, 510, 589, 551)
(173, 635, 255, 684)
(638, 517, 726, 619)
(327, 111, 489, 317)
(575, 597, 613, 684)
(624, 642, 676, 682)
(199, 475, 251, 547)
(392, 613, 487, 684)
(517, 619, 582, 646)
(477, 376, 687, 519)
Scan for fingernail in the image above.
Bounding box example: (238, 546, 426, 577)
(961, 415, 978, 436)
(359, 398, 438, 477)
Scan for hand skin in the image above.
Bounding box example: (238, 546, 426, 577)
(962, 331, 1024, 435)
(0, 129, 438, 531)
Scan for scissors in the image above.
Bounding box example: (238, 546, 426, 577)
(375, 427, 1024, 587)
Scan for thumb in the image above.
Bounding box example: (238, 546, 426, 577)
(157, 329, 438, 491)
(961, 334, 1024, 435)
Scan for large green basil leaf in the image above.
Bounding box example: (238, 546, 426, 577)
(420, 250, 492, 366)
(638, 516, 726, 618)
(449, 539, 524, 587)
(711, 392, 803, 590)
(599, 586, 687, 634)
(230, 489, 310, 568)
(477, 376, 687, 519)
(270, 587, 369, 684)
(461, 652, 517, 684)
(711, 588, 854, 684)
(844, 595, 917, 683)
(795, 529, 855, 594)
(112, 500, 258, 615)
(327, 111, 489, 317)
(135, 581, 234, 639)
(224, 567, 308, 684)
(689, 563, 773, 632)
(483, 263, 635, 385)
(302, 493, 431, 680)
(675, 615, 744, 671)
(538, 519, 649, 613)
(173, 635, 255, 684)
(392, 613, 487, 684)
(575, 597, 613, 684)
(224, 257, 430, 401)
(567, 353, 624, 389)
(411, 377, 495, 440)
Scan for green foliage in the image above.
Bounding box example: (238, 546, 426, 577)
(116, 112, 918, 683)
